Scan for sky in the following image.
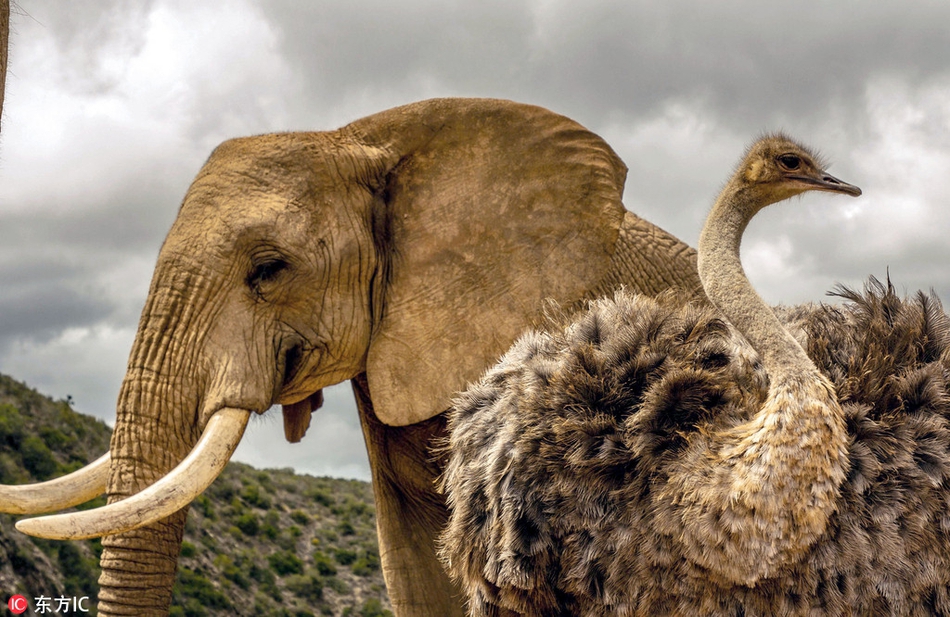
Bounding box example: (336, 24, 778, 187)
(1, 0, 948, 481)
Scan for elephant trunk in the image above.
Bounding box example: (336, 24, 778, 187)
(96, 372, 196, 615)
(98, 513, 189, 615)
(9, 258, 257, 611)
(96, 266, 214, 615)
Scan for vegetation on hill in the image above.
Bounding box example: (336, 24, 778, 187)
(171, 462, 391, 617)
(0, 373, 392, 616)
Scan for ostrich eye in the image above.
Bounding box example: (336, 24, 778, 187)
(777, 154, 802, 170)
(247, 258, 289, 293)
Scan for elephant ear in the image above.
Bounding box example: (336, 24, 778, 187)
(351, 98, 628, 426)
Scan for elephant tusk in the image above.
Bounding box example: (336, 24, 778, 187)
(0, 452, 110, 514)
(15, 407, 250, 540)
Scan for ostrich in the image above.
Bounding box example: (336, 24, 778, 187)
(438, 135, 950, 616)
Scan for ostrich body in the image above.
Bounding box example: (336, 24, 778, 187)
(438, 136, 950, 616)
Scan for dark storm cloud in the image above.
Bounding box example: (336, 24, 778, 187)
(0, 143, 195, 351)
(547, 2, 950, 126)
(2, 185, 178, 252)
(258, 0, 534, 110)
(258, 1, 950, 130)
(0, 272, 109, 345)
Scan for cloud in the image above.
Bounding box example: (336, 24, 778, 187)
(4, 324, 135, 423)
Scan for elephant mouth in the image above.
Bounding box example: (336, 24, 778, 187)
(277, 340, 325, 442)
(282, 341, 306, 387)
(281, 390, 324, 443)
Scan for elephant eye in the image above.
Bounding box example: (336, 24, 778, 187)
(247, 258, 289, 296)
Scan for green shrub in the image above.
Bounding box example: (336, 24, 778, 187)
(333, 548, 358, 565)
(207, 480, 236, 502)
(173, 598, 208, 617)
(279, 477, 299, 494)
(8, 545, 35, 573)
(89, 538, 104, 560)
(262, 509, 281, 539)
(193, 494, 215, 519)
(253, 592, 275, 613)
(0, 452, 26, 484)
(241, 482, 272, 509)
(250, 561, 274, 584)
(180, 541, 197, 558)
(0, 404, 25, 447)
(313, 550, 337, 576)
(326, 576, 350, 595)
(290, 509, 310, 525)
(175, 567, 231, 611)
(345, 500, 373, 519)
(352, 549, 381, 577)
(285, 573, 323, 602)
(358, 598, 393, 617)
(222, 562, 250, 590)
(20, 435, 58, 479)
(39, 425, 71, 450)
(268, 549, 304, 576)
(307, 488, 334, 507)
(262, 575, 283, 602)
(278, 535, 299, 551)
(235, 512, 260, 535)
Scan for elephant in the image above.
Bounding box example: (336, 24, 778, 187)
(1, 86, 702, 614)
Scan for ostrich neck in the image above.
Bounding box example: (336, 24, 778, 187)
(697, 183, 814, 378)
(667, 179, 849, 586)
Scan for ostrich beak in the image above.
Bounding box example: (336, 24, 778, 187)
(793, 171, 862, 197)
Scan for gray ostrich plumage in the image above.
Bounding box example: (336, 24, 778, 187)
(437, 136, 950, 616)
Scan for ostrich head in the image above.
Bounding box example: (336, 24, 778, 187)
(729, 135, 861, 214)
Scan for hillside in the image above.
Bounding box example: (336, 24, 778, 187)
(0, 373, 392, 616)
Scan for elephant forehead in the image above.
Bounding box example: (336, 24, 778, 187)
(170, 189, 299, 244)
(201, 132, 375, 190)
(179, 147, 374, 230)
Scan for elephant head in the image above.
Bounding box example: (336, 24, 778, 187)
(1, 97, 701, 615)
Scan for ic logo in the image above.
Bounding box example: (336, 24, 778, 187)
(7, 595, 28, 614)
